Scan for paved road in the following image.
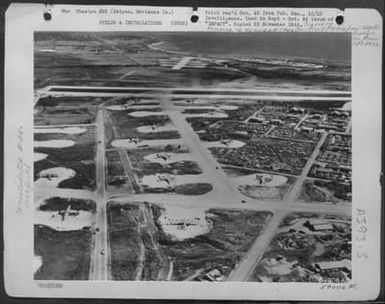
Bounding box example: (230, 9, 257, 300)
(158, 95, 241, 203)
(285, 132, 328, 202)
(37, 86, 352, 102)
(35, 88, 351, 281)
(227, 211, 287, 281)
(226, 131, 330, 281)
(171, 57, 193, 70)
(90, 108, 108, 281)
(108, 192, 351, 216)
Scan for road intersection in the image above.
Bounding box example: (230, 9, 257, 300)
(34, 86, 351, 281)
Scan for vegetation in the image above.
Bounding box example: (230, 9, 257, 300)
(108, 203, 142, 280)
(154, 207, 272, 281)
(314, 180, 351, 201)
(108, 110, 180, 143)
(39, 197, 96, 213)
(135, 161, 202, 177)
(34, 225, 92, 280)
(175, 183, 213, 195)
(34, 141, 96, 190)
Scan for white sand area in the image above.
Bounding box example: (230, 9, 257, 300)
(181, 106, 217, 110)
(107, 105, 160, 111)
(35, 210, 94, 231)
(159, 207, 212, 241)
(140, 173, 203, 188)
(218, 105, 238, 110)
(34, 255, 43, 274)
(260, 257, 310, 277)
(35, 167, 75, 188)
(203, 139, 245, 148)
(34, 127, 87, 134)
(137, 123, 176, 133)
(339, 102, 351, 111)
(111, 138, 183, 149)
(178, 104, 238, 111)
(185, 112, 228, 119)
(232, 173, 288, 187)
(128, 111, 165, 117)
(34, 152, 48, 162)
(143, 152, 193, 164)
(34, 139, 75, 148)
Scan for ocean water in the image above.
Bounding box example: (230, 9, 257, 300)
(35, 31, 351, 64)
(151, 32, 351, 64)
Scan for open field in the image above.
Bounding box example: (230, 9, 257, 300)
(38, 197, 96, 212)
(35, 32, 350, 91)
(223, 167, 296, 200)
(34, 225, 93, 280)
(298, 180, 351, 203)
(107, 110, 180, 143)
(34, 32, 352, 282)
(34, 96, 106, 125)
(107, 201, 272, 281)
(34, 127, 96, 190)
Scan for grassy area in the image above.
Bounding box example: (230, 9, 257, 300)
(141, 231, 167, 281)
(314, 180, 351, 202)
(108, 202, 168, 281)
(34, 96, 106, 125)
(108, 203, 142, 280)
(238, 183, 292, 200)
(34, 225, 92, 280)
(175, 183, 213, 195)
(35, 142, 95, 164)
(39, 197, 96, 212)
(127, 147, 202, 177)
(298, 180, 330, 202)
(34, 157, 96, 190)
(128, 145, 188, 163)
(142, 182, 212, 195)
(34, 126, 96, 142)
(153, 207, 272, 281)
(107, 110, 180, 142)
(223, 166, 296, 200)
(135, 161, 202, 177)
(298, 180, 351, 203)
(105, 151, 133, 191)
(108, 202, 272, 281)
(108, 162, 126, 176)
(34, 141, 96, 190)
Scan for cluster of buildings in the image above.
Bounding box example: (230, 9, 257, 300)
(309, 163, 351, 183)
(310, 133, 352, 183)
(211, 139, 314, 175)
(298, 110, 350, 133)
(277, 233, 316, 251)
(248, 106, 302, 126)
(264, 216, 352, 282)
(187, 102, 351, 185)
(203, 120, 271, 141)
(268, 127, 316, 142)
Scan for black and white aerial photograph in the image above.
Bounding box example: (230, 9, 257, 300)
(33, 31, 352, 283)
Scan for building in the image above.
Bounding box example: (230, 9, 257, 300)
(290, 106, 305, 114)
(204, 269, 224, 282)
(312, 259, 351, 272)
(304, 220, 333, 231)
